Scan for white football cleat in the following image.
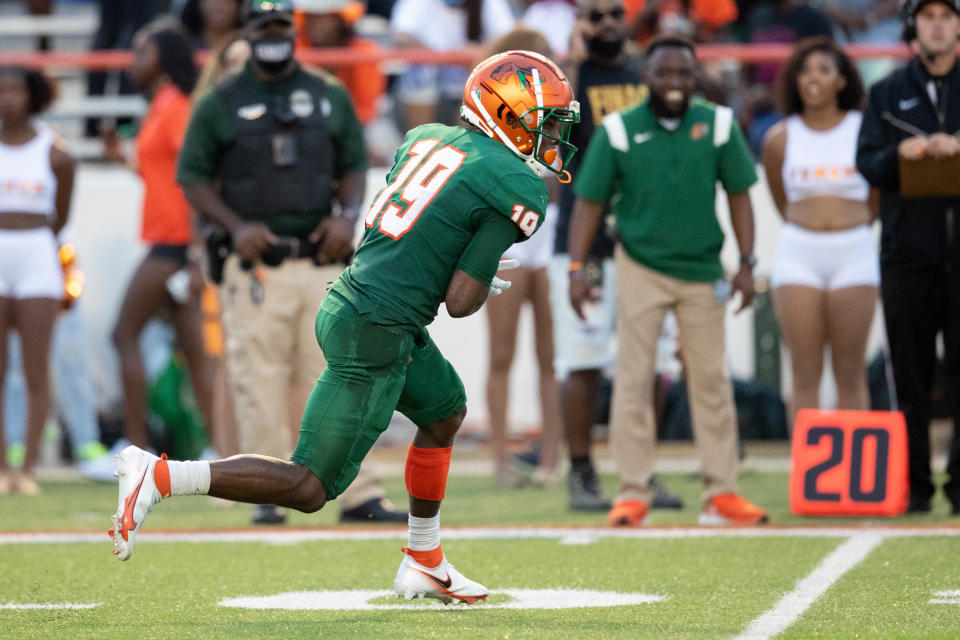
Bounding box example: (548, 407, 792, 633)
(109, 446, 165, 560)
(394, 549, 488, 605)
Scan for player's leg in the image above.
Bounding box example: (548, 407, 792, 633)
(394, 330, 487, 604)
(110, 294, 411, 559)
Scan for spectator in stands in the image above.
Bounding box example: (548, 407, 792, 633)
(738, 0, 834, 154)
(106, 25, 214, 458)
(85, 0, 165, 136)
(625, 0, 739, 44)
(823, 0, 900, 43)
(0, 67, 74, 495)
(475, 28, 563, 489)
(821, 0, 901, 85)
(856, 0, 960, 515)
(762, 38, 876, 423)
(180, 0, 244, 50)
(521, 0, 578, 56)
(390, 0, 515, 130)
(568, 35, 768, 527)
(193, 30, 251, 100)
(294, 0, 386, 125)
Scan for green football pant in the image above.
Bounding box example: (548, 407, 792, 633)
(291, 291, 466, 500)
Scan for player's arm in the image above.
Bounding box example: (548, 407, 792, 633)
(445, 213, 519, 318)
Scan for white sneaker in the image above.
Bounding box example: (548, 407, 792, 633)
(394, 548, 488, 605)
(109, 446, 165, 561)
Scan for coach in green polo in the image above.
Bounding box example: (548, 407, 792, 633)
(567, 34, 769, 528)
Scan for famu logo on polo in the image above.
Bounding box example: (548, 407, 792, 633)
(290, 90, 314, 118)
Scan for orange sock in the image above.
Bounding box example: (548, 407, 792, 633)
(402, 544, 444, 568)
(405, 444, 452, 501)
(153, 454, 171, 498)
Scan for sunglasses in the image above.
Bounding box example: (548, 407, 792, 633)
(588, 7, 625, 23)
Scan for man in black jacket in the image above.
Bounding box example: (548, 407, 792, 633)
(856, 0, 960, 515)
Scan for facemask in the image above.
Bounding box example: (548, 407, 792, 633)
(250, 35, 295, 74)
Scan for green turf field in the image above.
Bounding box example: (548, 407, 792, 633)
(1, 470, 958, 639)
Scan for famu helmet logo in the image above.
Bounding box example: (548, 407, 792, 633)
(489, 62, 539, 94)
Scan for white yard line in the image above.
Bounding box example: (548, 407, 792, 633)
(733, 533, 885, 640)
(0, 526, 958, 545)
(930, 590, 960, 604)
(0, 603, 100, 610)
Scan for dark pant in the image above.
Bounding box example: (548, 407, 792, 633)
(881, 265, 960, 504)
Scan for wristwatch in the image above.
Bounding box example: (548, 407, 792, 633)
(740, 254, 758, 268)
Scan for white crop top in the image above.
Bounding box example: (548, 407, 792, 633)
(0, 126, 57, 216)
(781, 111, 869, 203)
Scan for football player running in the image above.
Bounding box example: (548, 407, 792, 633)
(109, 50, 579, 604)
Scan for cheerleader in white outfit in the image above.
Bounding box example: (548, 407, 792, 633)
(0, 67, 74, 495)
(762, 39, 878, 421)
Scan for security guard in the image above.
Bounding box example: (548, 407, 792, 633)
(177, 0, 403, 524)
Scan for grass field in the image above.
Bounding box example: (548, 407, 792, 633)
(1, 468, 958, 639)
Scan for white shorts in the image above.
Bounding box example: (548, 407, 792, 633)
(0, 227, 63, 300)
(549, 254, 617, 376)
(771, 223, 879, 291)
(503, 203, 557, 271)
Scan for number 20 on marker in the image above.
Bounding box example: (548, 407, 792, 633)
(789, 409, 909, 517)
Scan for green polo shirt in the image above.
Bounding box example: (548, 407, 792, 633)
(177, 63, 367, 236)
(574, 97, 757, 282)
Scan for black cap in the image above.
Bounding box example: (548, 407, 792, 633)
(901, 0, 960, 24)
(244, 0, 295, 27)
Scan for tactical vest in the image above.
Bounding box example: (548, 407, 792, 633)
(216, 67, 335, 222)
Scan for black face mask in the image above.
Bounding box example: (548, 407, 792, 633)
(250, 35, 295, 74)
(649, 88, 689, 120)
(587, 35, 625, 59)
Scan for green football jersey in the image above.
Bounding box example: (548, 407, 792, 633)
(331, 123, 549, 328)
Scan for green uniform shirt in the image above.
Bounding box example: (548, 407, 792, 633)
(574, 97, 757, 282)
(332, 123, 548, 328)
(176, 63, 367, 236)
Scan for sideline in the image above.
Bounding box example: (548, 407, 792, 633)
(1, 525, 959, 546)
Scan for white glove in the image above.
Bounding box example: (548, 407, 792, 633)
(489, 258, 519, 296)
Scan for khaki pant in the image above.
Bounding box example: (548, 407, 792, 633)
(220, 255, 384, 508)
(611, 248, 739, 505)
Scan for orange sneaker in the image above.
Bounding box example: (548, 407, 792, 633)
(699, 493, 769, 526)
(608, 500, 649, 527)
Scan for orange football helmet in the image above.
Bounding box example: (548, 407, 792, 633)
(461, 50, 580, 177)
